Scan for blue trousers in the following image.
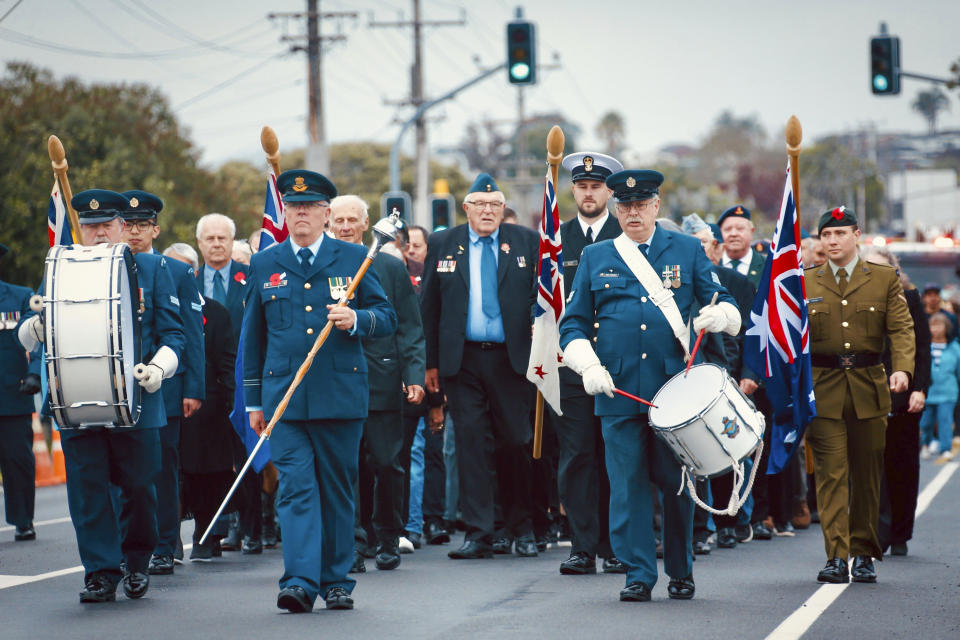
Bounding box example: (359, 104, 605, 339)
(154, 416, 181, 555)
(920, 402, 956, 454)
(602, 414, 693, 588)
(405, 418, 426, 535)
(61, 427, 160, 581)
(0, 414, 35, 528)
(270, 418, 363, 603)
(443, 413, 459, 523)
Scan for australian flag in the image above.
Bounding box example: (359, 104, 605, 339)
(259, 169, 287, 249)
(47, 176, 73, 246)
(744, 162, 816, 474)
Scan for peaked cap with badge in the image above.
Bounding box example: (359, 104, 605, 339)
(817, 206, 858, 234)
(605, 170, 664, 202)
(717, 204, 751, 227)
(71, 189, 129, 224)
(467, 172, 501, 195)
(561, 152, 624, 182)
(277, 169, 338, 203)
(121, 190, 163, 221)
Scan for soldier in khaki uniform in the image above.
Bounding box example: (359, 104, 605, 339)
(804, 207, 914, 585)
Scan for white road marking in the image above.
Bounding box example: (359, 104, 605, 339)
(765, 462, 958, 640)
(0, 516, 72, 533)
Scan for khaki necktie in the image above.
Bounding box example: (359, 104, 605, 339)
(837, 267, 848, 294)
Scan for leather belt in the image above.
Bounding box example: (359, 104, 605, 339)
(811, 352, 882, 369)
(465, 341, 506, 351)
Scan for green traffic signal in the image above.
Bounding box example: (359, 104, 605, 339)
(506, 21, 536, 85)
(510, 62, 531, 82)
(873, 74, 888, 92)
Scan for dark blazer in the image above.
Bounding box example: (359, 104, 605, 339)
(886, 286, 931, 414)
(364, 252, 426, 412)
(196, 260, 249, 347)
(157, 250, 205, 417)
(559, 213, 622, 300)
(421, 222, 539, 378)
(0, 279, 41, 416)
(715, 267, 757, 381)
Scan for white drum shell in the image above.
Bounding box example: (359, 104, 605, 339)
(649, 363, 765, 478)
(44, 243, 141, 428)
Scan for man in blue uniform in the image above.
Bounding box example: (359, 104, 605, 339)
(0, 242, 41, 542)
(559, 170, 740, 602)
(243, 170, 397, 613)
(17, 190, 185, 603)
(121, 191, 205, 575)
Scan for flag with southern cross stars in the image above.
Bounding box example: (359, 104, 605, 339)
(744, 161, 816, 474)
(526, 164, 565, 415)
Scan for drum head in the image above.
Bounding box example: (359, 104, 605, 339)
(649, 364, 725, 428)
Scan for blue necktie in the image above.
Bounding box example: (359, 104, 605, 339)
(479, 236, 499, 319)
(212, 271, 226, 304)
(298, 247, 313, 272)
(638, 244, 648, 258)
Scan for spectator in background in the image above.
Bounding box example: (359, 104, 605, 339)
(248, 229, 263, 253)
(502, 207, 518, 225)
(923, 285, 958, 341)
(919, 313, 960, 462)
(802, 236, 827, 268)
(405, 225, 429, 266)
(232, 240, 252, 266)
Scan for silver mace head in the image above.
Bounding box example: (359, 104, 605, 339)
(367, 209, 403, 258)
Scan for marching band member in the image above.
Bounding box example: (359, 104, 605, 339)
(559, 170, 738, 602)
(17, 190, 184, 603)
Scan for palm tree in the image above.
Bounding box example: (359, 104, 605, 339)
(595, 111, 625, 156)
(912, 88, 950, 135)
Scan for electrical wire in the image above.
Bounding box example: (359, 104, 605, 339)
(0, 0, 23, 24)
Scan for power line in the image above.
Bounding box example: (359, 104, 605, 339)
(0, 0, 23, 24)
(173, 51, 290, 111)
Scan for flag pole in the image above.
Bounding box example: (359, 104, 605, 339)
(261, 126, 282, 176)
(47, 135, 82, 241)
(532, 125, 565, 460)
(786, 116, 802, 225)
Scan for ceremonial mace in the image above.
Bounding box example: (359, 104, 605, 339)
(531, 125, 565, 460)
(200, 209, 403, 545)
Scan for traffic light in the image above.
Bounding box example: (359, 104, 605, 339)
(870, 35, 900, 95)
(506, 20, 536, 85)
(430, 194, 455, 231)
(380, 190, 412, 221)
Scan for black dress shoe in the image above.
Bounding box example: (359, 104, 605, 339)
(560, 551, 597, 575)
(277, 586, 313, 613)
(492, 536, 513, 555)
(515, 535, 538, 557)
(324, 586, 354, 610)
(603, 556, 627, 573)
(851, 555, 877, 583)
(221, 518, 241, 551)
(122, 570, 150, 599)
(890, 542, 908, 556)
(735, 524, 753, 543)
(349, 551, 366, 573)
(693, 536, 712, 555)
(14, 525, 36, 541)
(619, 582, 652, 602)
(190, 542, 214, 562)
(406, 532, 423, 549)
(425, 521, 451, 545)
(752, 522, 773, 540)
(448, 540, 494, 559)
(79, 574, 117, 603)
(717, 527, 738, 549)
(668, 575, 696, 600)
(148, 554, 174, 575)
(375, 542, 401, 570)
(817, 557, 849, 584)
(535, 536, 548, 553)
(242, 535, 263, 555)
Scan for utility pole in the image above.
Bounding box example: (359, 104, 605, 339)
(372, 1, 464, 227)
(269, 2, 357, 174)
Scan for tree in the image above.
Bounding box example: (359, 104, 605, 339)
(800, 138, 885, 232)
(912, 87, 950, 135)
(595, 111, 626, 157)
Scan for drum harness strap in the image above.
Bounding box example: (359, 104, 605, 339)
(678, 440, 764, 517)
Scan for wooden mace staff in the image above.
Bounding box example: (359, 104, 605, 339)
(786, 115, 802, 225)
(532, 125, 565, 460)
(200, 210, 403, 545)
(47, 135, 82, 240)
(261, 125, 282, 176)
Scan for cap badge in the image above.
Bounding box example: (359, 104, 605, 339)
(486, 183, 492, 192)
(292, 176, 308, 192)
(129, 197, 139, 208)
(90, 199, 100, 210)
(583, 156, 594, 172)
(734, 206, 743, 215)
(625, 176, 636, 188)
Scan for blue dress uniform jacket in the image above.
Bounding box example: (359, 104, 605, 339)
(243, 238, 398, 421)
(1, 280, 40, 416)
(156, 250, 205, 416)
(196, 261, 248, 348)
(560, 229, 734, 414)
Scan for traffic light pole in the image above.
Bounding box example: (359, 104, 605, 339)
(389, 62, 505, 227)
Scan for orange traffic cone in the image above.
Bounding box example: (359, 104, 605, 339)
(34, 429, 58, 487)
(51, 430, 67, 484)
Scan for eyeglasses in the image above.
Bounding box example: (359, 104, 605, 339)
(465, 200, 505, 211)
(616, 201, 656, 214)
(126, 221, 157, 231)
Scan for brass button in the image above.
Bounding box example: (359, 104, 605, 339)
(305, 305, 313, 312)
(604, 283, 610, 289)
(842, 321, 849, 328)
(271, 294, 276, 300)
(641, 296, 647, 303)
(268, 370, 273, 375)
(641, 324, 647, 331)
(593, 322, 600, 328)
(353, 367, 358, 372)
(642, 353, 647, 359)
(592, 336, 598, 342)
(844, 342, 851, 349)
(304, 282, 312, 290)
(810, 309, 816, 315)
(307, 328, 314, 335)
(841, 299, 848, 306)
(869, 306, 875, 312)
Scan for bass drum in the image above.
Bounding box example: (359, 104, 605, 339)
(43, 243, 142, 428)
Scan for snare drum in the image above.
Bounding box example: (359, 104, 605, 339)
(649, 363, 765, 478)
(43, 243, 142, 428)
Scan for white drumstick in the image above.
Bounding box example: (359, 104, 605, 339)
(29, 295, 43, 313)
(133, 363, 148, 380)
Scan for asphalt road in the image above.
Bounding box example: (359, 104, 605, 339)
(1, 461, 958, 640)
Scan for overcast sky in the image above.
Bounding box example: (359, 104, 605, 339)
(3, 0, 958, 169)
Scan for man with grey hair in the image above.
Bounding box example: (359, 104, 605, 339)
(329, 195, 426, 571)
(164, 243, 199, 271)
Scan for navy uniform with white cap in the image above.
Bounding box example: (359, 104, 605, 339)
(554, 152, 625, 575)
(17, 189, 185, 603)
(243, 169, 397, 612)
(559, 170, 739, 602)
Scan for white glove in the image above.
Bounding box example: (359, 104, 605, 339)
(693, 301, 741, 335)
(136, 345, 180, 393)
(136, 364, 164, 394)
(563, 338, 615, 398)
(17, 315, 44, 351)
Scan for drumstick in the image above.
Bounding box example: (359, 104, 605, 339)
(613, 388, 657, 409)
(685, 292, 719, 377)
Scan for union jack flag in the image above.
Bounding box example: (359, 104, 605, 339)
(259, 169, 287, 249)
(47, 176, 74, 246)
(526, 165, 565, 415)
(744, 162, 816, 474)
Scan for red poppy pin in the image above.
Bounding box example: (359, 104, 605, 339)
(831, 206, 845, 220)
(501, 242, 510, 254)
(269, 272, 284, 287)
(234, 271, 247, 285)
